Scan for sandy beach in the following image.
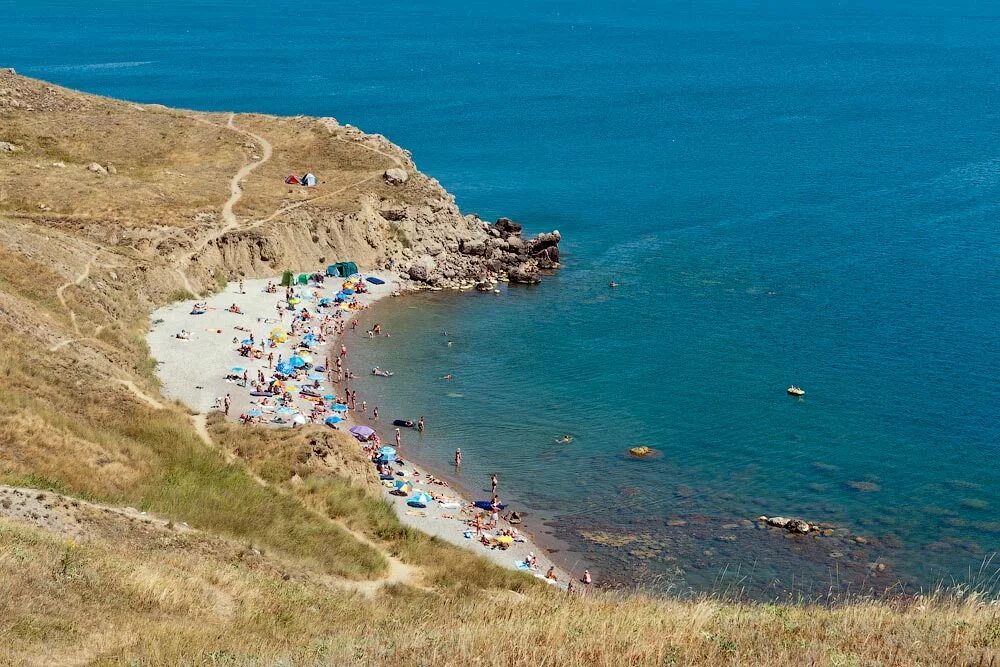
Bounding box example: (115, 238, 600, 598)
(147, 271, 570, 587)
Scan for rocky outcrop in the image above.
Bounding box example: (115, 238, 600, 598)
(383, 168, 408, 185)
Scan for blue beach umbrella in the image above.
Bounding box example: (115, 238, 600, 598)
(332, 403, 348, 412)
(407, 491, 432, 508)
(342, 288, 355, 295)
(241, 338, 253, 345)
(231, 367, 244, 373)
(276, 362, 293, 375)
(289, 355, 306, 368)
(324, 415, 343, 425)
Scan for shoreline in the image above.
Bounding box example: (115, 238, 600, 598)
(147, 272, 574, 588)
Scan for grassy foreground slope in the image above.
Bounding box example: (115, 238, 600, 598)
(0, 71, 996, 665)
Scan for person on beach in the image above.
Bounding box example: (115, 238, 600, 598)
(395, 428, 401, 447)
(239, 278, 245, 294)
(242, 370, 249, 387)
(372, 406, 379, 420)
(454, 448, 462, 468)
(417, 416, 425, 432)
(491, 495, 501, 510)
(267, 352, 273, 368)
(340, 344, 348, 359)
(546, 566, 558, 582)
(582, 569, 592, 585)
(361, 400, 367, 416)
(491, 473, 498, 495)
(526, 552, 537, 569)
(223, 394, 231, 416)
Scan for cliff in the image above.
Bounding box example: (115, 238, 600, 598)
(0, 70, 559, 301)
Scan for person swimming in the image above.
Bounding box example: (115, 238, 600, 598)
(556, 434, 574, 444)
(609, 281, 619, 288)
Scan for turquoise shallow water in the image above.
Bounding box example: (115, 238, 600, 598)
(6, 0, 1000, 597)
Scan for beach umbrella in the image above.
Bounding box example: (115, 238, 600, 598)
(342, 288, 355, 295)
(291, 413, 307, 425)
(289, 355, 306, 368)
(392, 480, 412, 495)
(379, 446, 396, 459)
(331, 403, 348, 412)
(495, 535, 514, 546)
(231, 367, 244, 373)
(349, 425, 375, 440)
(318, 297, 332, 306)
(276, 362, 293, 375)
(323, 394, 335, 401)
(407, 491, 432, 508)
(324, 415, 343, 425)
(241, 338, 253, 345)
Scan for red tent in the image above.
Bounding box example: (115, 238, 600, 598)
(284, 175, 301, 185)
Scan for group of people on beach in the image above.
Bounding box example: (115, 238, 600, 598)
(195, 271, 595, 592)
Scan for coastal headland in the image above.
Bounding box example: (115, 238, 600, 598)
(0, 71, 996, 665)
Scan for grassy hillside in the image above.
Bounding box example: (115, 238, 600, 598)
(0, 72, 997, 665)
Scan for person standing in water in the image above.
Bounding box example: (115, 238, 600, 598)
(454, 448, 462, 468)
(417, 416, 425, 432)
(491, 473, 498, 496)
(395, 428, 401, 447)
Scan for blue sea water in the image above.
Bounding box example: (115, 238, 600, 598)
(6, 0, 1000, 597)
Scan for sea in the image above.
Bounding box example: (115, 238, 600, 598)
(6, 0, 999, 599)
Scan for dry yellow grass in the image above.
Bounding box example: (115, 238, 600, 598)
(1, 71, 998, 665)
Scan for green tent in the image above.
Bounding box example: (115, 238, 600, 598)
(297, 273, 309, 285)
(280, 271, 294, 287)
(326, 262, 359, 278)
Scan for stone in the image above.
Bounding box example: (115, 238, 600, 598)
(786, 519, 810, 534)
(383, 168, 408, 185)
(495, 217, 523, 235)
(86, 162, 108, 175)
(51, 161, 65, 168)
(0, 141, 22, 153)
(106, 164, 117, 175)
(766, 517, 791, 529)
(508, 263, 540, 284)
(459, 239, 487, 256)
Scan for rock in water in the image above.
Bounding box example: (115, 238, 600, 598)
(508, 263, 541, 284)
(383, 168, 408, 185)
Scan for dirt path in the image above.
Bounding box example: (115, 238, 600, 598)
(115, 379, 165, 411)
(191, 413, 420, 595)
(177, 113, 273, 298)
(54, 257, 94, 336)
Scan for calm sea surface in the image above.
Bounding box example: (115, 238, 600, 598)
(6, 0, 999, 597)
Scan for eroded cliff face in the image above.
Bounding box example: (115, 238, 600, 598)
(0, 70, 560, 306)
(188, 119, 561, 291)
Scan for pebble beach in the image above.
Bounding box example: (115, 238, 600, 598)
(147, 272, 571, 587)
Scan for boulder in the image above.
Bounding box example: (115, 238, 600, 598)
(787, 519, 810, 534)
(506, 235, 525, 253)
(86, 162, 108, 175)
(383, 168, 408, 185)
(106, 164, 117, 175)
(0, 141, 22, 153)
(508, 263, 540, 284)
(407, 255, 436, 282)
(766, 517, 791, 529)
(495, 217, 523, 236)
(459, 239, 486, 256)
